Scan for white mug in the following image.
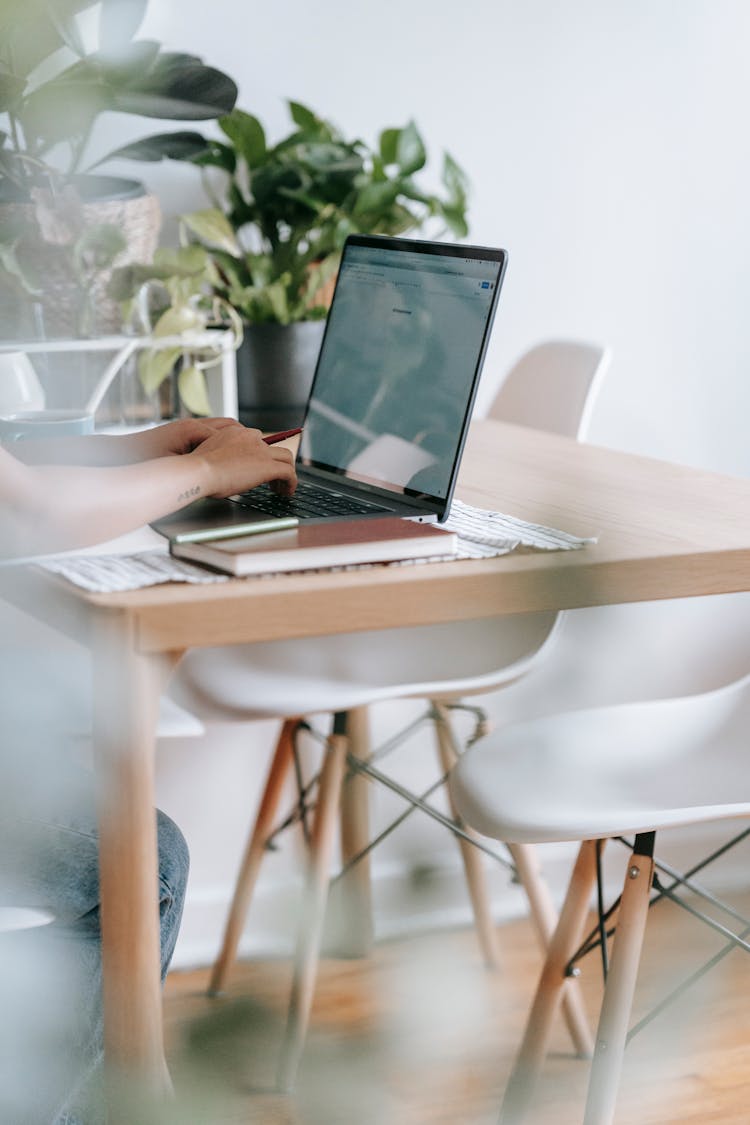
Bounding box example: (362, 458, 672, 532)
(0, 351, 45, 415)
(0, 409, 94, 442)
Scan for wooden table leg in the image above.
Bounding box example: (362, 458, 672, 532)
(92, 615, 172, 1117)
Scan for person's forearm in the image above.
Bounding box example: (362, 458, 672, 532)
(2, 455, 211, 557)
(1, 421, 296, 558)
(8, 419, 241, 467)
(6, 432, 140, 467)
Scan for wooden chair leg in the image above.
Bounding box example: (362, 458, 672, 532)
(432, 702, 502, 969)
(333, 706, 375, 956)
(208, 718, 298, 996)
(500, 840, 599, 1124)
(277, 716, 349, 1091)
(583, 836, 655, 1125)
(433, 705, 592, 1055)
(508, 843, 594, 1058)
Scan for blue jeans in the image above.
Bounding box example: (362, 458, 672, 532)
(0, 638, 189, 1124)
(0, 785, 189, 1125)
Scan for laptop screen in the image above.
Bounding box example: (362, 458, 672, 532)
(298, 235, 507, 507)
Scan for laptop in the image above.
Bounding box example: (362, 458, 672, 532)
(153, 234, 507, 542)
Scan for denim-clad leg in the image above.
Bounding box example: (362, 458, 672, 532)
(0, 788, 189, 1125)
(0, 638, 189, 1123)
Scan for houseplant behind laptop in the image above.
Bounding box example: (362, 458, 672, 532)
(117, 100, 471, 428)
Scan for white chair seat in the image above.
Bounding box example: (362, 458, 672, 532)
(450, 671, 750, 1123)
(156, 696, 205, 738)
(451, 674, 750, 843)
(171, 613, 559, 721)
(0, 908, 54, 932)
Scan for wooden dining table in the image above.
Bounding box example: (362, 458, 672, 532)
(3, 417, 749, 1117)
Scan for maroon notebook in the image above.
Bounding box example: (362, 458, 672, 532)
(169, 518, 457, 576)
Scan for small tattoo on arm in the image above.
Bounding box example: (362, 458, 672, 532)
(177, 486, 201, 503)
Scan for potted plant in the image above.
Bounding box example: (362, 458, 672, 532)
(136, 100, 470, 428)
(108, 241, 242, 416)
(0, 0, 237, 340)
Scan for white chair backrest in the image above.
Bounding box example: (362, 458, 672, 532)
(477, 338, 611, 681)
(488, 340, 611, 440)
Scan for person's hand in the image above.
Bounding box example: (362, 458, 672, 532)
(122, 417, 240, 461)
(188, 423, 297, 498)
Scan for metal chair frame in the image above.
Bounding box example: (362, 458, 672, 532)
(569, 828, 750, 1041)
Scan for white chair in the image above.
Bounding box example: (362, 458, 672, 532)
(170, 338, 611, 1086)
(485, 339, 605, 436)
(450, 672, 750, 1124)
(0, 908, 53, 932)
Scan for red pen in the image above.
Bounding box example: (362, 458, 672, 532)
(263, 427, 302, 445)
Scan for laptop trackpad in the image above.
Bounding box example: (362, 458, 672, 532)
(150, 498, 282, 541)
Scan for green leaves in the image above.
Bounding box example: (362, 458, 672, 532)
(108, 100, 471, 342)
(353, 180, 399, 217)
(288, 101, 320, 132)
(442, 151, 468, 205)
(178, 364, 212, 415)
(0, 66, 25, 113)
(181, 209, 241, 257)
(138, 347, 214, 415)
(152, 304, 204, 337)
(153, 243, 211, 276)
(177, 105, 469, 321)
(0, 1, 95, 80)
(395, 120, 426, 175)
(219, 109, 266, 167)
(379, 127, 400, 167)
(108, 52, 238, 120)
(20, 76, 114, 151)
(137, 300, 216, 416)
(93, 130, 215, 167)
(379, 122, 427, 175)
(0, 3, 238, 178)
(108, 244, 209, 305)
(439, 152, 469, 238)
(0, 229, 42, 296)
(138, 345, 181, 395)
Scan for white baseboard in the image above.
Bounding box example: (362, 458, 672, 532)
(171, 822, 750, 972)
(169, 843, 569, 970)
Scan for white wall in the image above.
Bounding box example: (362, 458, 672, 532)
(91, 1, 750, 966)
(104, 0, 750, 473)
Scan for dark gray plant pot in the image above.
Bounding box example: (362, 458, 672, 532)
(237, 321, 326, 431)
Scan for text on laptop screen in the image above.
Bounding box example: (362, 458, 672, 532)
(299, 242, 501, 501)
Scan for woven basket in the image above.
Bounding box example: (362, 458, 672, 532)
(0, 177, 161, 339)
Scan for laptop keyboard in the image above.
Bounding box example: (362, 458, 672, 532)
(230, 480, 395, 520)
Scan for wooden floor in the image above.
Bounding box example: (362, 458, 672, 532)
(163, 900, 750, 1124)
